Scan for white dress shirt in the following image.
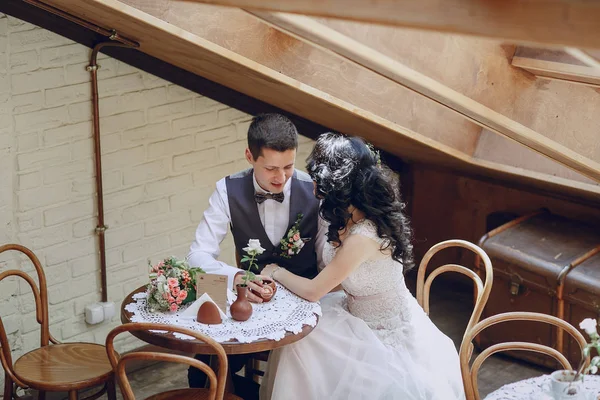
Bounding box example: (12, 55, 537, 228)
(188, 171, 328, 288)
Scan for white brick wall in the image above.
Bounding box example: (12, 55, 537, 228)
(0, 12, 315, 389)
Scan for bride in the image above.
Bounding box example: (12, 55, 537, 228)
(260, 133, 465, 400)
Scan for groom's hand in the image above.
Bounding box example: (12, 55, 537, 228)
(233, 272, 269, 303)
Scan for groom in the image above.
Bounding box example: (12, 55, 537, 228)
(187, 113, 326, 398)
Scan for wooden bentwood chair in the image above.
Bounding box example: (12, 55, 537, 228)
(416, 239, 494, 339)
(459, 312, 589, 400)
(106, 323, 242, 400)
(0, 244, 116, 400)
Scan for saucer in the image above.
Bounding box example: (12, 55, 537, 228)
(533, 388, 596, 400)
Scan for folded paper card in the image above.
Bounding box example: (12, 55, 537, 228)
(180, 293, 227, 322)
(195, 273, 228, 313)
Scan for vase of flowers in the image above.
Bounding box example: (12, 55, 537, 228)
(575, 318, 600, 376)
(555, 318, 600, 398)
(549, 369, 584, 399)
(230, 285, 253, 321)
(146, 256, 205, 312)
(230, 239, 265, 321)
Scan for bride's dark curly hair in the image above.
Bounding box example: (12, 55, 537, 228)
(306, 132, 414, 272)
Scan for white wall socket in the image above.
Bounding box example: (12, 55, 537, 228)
(85, 303, 104, 324)
(84, 301, 116, 324)
(100, 301, 116, 321)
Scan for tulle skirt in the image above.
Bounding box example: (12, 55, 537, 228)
(260, 292, 465, 400)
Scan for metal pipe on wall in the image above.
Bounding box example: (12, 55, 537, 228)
(88, 42, 137, 302)
(24, 0, 140, 302)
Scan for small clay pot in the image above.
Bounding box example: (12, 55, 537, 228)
(249, 279, 277, 302)
(197, 301, 222, 325)
(230, 285, 253, 321)
(258, 279, 277, 303)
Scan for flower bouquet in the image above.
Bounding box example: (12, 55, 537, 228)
(146, 256, 205, 312)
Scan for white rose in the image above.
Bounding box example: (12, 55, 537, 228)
(590, 365, 598, 374)
(579, 318, 598, 335)
(243, 239, 265, 256)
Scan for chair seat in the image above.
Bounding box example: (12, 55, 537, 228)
(13, 343, 113, 391)
(145, 388, 242, 400)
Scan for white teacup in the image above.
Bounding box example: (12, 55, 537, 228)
(549, 370, 584, 400)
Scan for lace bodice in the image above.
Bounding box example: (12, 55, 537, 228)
(323, 219, 414, 347)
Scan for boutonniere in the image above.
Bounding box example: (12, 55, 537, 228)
(280, 213, 311, 258)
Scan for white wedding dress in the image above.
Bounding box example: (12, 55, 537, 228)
(260, 219, 465, 400)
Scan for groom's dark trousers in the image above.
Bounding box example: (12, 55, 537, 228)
(188, 353, 259, 400)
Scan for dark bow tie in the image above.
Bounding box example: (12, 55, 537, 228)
(254, 192, 285, 204)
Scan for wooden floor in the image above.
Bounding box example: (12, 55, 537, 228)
(64, 281, 551, 400)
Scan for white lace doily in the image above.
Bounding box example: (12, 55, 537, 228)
(485, 374, 600, 400)
(124, 284, 321, 343)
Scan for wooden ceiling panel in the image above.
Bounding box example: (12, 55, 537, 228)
(318, 21, 600, 174)
(34, 0, 600, 204)
(119, 0, 482, 155)
(178, 0, 600, 49)
(122, 0, 600, 183)
(38, 0, 464, 164)
(475, 129, 598, 186)
(512, 47, 600, 88)
(250, 11, 600, 182)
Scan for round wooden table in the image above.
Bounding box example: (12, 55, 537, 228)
(121, 286, 317, 355)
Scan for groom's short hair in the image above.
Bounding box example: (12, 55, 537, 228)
(248, 113, 298, 160)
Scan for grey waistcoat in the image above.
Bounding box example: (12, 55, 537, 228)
(226, 168, 320, 279)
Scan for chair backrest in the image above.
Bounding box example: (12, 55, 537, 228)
(0, 244, 53, 388)
(416, 239, 493, 338)
(106, 323, 228, 400)
(459, 312, 589, 400)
